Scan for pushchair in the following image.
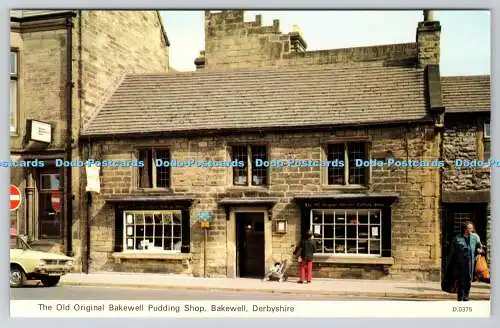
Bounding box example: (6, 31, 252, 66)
(262, 258, 289, 282)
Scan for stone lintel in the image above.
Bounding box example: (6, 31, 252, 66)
(442, 190, 490, 203)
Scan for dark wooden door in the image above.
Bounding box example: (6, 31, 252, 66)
(37, 169, 63, 240)
(236, 212, 265, 278)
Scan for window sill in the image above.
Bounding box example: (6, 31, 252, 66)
(134, 188, 173, 193)
(111, 252, 192, 261)
(321, 185, 369, 191)
(226, 186, 269, 192)
(313, 255, 394, 265)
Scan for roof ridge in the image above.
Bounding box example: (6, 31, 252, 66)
(122, 63, 421, 79)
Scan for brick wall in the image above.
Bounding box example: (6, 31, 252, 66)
(87, 124, 442, 280)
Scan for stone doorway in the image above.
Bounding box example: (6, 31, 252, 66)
(236, 212, 265, 278)
(441, 203, 487, 274)
(226, 207, 272, 278)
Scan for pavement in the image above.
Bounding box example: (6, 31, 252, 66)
(59, 272, 491, 300)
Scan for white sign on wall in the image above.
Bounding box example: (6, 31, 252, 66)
(85, 166, 101, 193)
(28, 120, 52, 143)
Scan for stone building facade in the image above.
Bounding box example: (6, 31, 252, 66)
(79, 10, 453, 281)
(440, 75, 491, 268)
(195, 10, 426, 70)
(9, 10, 170, 272)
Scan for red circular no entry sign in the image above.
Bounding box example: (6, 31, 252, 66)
(9, 184, 22, 211)
(51, 191, 61, 212)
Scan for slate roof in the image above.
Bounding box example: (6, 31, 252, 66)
(82, 65, 430, 137)
(441, 75, 490, 113)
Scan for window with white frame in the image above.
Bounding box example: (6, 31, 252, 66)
(137, 148, 170, 188)
(326, 142, 369, 185)
(483, 120, 490, 160)
(124, 210, 182, 252)
(310, 209, 382, 255)
(231, 145, 268, 186)
(10, 50, 18, 134)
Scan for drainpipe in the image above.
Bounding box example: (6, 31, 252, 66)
(65, 14, 74, 257)
(85, 141, 92, 273)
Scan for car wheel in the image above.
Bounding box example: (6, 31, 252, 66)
(10, 266, 26, 288)
(40, 276, 60, 287)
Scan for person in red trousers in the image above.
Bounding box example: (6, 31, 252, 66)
(293, 231, 316, 284)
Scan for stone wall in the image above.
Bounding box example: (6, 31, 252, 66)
(442, 114, 491, 261)
(87, 124, 442, 280)
(10, 11, 170, 272)
(204, 10, 290, 69)
(202, 10, 418, 70)
(442, 116, 490, 192)
(282, 43, 417, 68)
(78, 10, 170, 128)
(9, 28, 68, 151)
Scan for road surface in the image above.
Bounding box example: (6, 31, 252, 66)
(11, 284, 431, 301)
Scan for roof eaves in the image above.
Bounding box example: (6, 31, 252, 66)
(81, 117, 434, 140)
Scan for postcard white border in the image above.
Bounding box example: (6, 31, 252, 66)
(1, 1, 497, 328)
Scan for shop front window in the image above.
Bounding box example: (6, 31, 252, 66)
(123, 210, 182, 252)
(310, 209, 382, 256)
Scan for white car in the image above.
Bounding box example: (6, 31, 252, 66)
(10, 236, 74, 288)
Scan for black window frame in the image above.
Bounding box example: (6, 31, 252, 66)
(137, 148, 171, 189)
(326, 141, 370, 186)
(483, 120, 491, 160)
(114, 206, 191, 254)
(230, 144, 269, 187)
(10, 48, 19, 134)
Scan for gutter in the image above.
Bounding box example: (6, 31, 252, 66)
(80, 118, 436, 141)
(10, 11, 77, 23)
(65, 14, 74, 257)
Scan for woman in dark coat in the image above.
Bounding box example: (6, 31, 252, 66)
(293, 231, 317, 284)
(442, 221, 483, 301)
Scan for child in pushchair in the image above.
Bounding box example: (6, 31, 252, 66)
(263, 259, 289, 282)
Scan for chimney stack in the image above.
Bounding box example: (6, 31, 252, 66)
(416, 10, 441, 68)
(194, 50, 206, 70)
(289, 24, 307, 53)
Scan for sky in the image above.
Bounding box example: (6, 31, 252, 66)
(159, 10, 490, 76)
